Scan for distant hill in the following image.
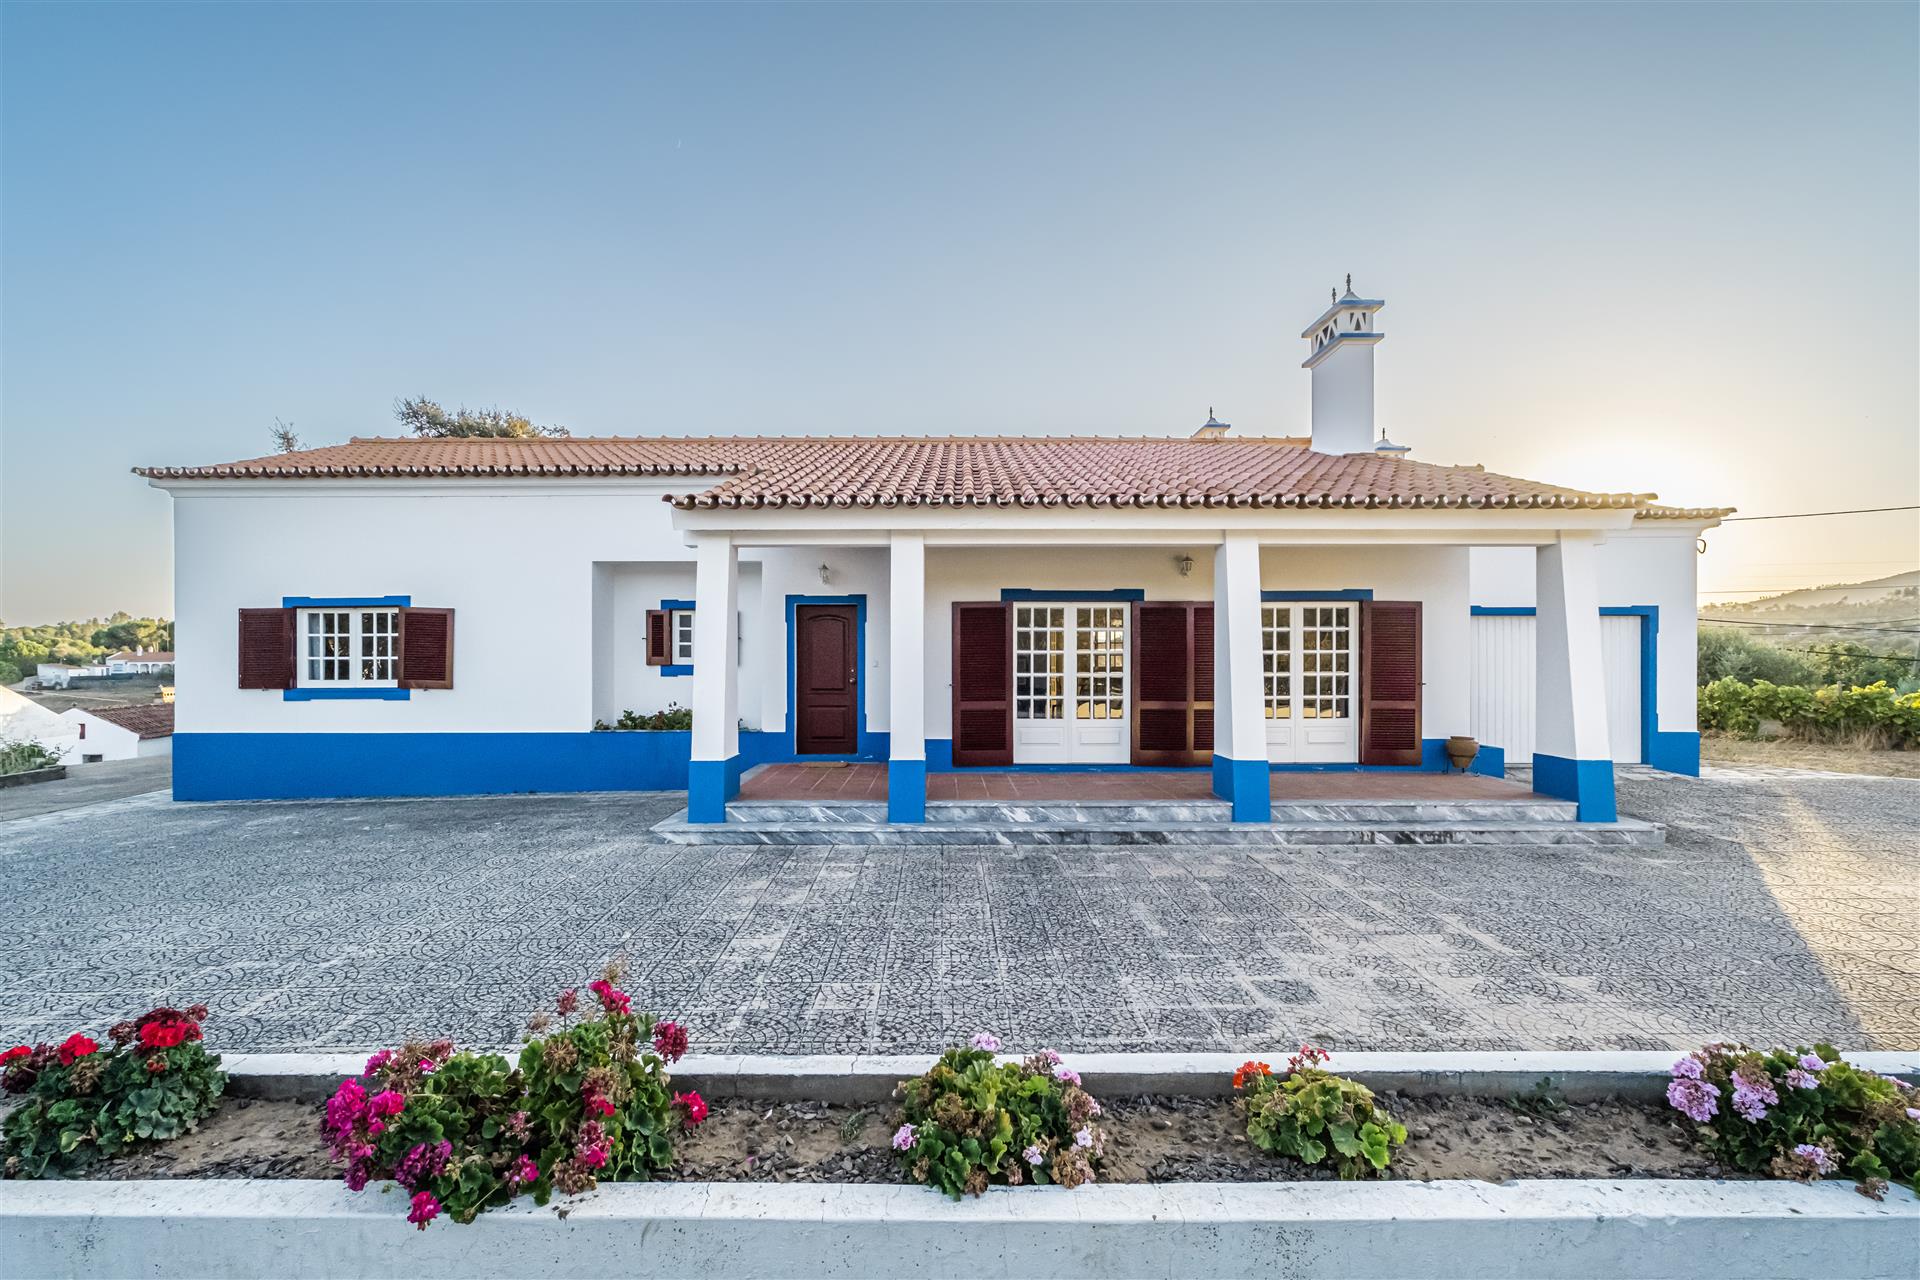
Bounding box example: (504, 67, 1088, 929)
(1712, 571, 1918, 613)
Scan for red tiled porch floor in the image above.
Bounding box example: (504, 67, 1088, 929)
(736, 763, 1544, 803)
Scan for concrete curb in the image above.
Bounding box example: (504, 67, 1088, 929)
(224, 1048, 1920, 1104)
(4, 1178, 1914, 1279)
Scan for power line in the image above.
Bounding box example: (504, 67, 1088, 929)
(1699, 618, 1920, 635)
(1779, 646, 1920, 666)
(1722, 505, 1919, 522)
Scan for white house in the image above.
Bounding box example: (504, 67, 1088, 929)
(137, 286, 1727, 825)
(57, 703, 175, 763)
(0, 686, 82, 761)
(105, 648, 176, 676)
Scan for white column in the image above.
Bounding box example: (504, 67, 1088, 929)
(887, 532, 927, 822)
(1535, 534, 1616, 821)
(688, 534, 739, 822)
(1212, 534, 1270, 821)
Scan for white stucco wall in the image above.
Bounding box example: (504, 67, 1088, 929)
(171, 483, 696, 735)
(1470, 528, 1701, 733)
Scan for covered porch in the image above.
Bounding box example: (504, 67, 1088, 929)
(737, 762, 1546, 804)
(674, 507, 1637, 831)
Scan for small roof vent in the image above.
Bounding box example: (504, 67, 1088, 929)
(1192, 408, 1230, 440)
(1373, 427, 1411, 458)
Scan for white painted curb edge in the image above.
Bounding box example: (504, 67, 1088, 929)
(222, 1048, 1920, 1103)
(3, 1178, 1914, 1280)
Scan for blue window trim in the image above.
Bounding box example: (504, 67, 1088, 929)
(283, 595, 411, 608)
(1467, 604, 1665, 768)
(1261, 589, 1373, 602)
(281, 596, 413, 700)
(784, 594, 875, 762)
(660, 598, 695, 677)
(284, 687, 411, 701)
(1000, 588, 1145, 602)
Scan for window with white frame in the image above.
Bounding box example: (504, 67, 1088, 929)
(299, 608, 399, 686)
(671, 610, 695, 664)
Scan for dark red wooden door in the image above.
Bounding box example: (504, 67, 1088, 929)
(795, 605, 859, 754)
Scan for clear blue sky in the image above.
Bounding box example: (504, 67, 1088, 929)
(3, 2, 1914, 624)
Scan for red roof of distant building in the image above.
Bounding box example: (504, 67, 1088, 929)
(83, 703, 175, 739)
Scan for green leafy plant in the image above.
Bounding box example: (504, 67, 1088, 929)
(1666, 1043, 1920, 1198)
(0, 739, 65, 776)
(894, 1035, 1104, 1198)
(1233, 1046, 1407, 1179)
(1698, 678, 1920, 748)
(322, 962, 701, 1228)
(593, 705, 693, 732)
(2, 1006, 225, 1179)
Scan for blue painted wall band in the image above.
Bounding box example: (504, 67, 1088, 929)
(283, 688, 411, 702)
(282, 595, 412, 608)
(1000, 588, 1145, 602)
(1260, 589, 1374, 602)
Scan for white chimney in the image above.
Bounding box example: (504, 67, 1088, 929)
(1301, 277, 1385, 454)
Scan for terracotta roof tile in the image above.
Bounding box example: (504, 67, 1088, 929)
(82, 703, 174, 739)
(136, 435, 1730, 517)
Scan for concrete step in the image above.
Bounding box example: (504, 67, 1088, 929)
(725, 799, 1582, 825)
(657, 816, 1665, 847)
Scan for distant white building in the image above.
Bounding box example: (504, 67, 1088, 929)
(0, 686, 82, 760)
(58, 703, 175, 763)
(105, 648, 176, 676)
(35, 662, 109, 689)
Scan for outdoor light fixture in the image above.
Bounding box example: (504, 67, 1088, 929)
(1176, 554, 1194, 577)
(818, 562, 832, 584)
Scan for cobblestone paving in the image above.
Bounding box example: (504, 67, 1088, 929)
(1, 769, 1914, 1055)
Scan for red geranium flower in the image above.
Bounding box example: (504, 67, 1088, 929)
(673, 1090, 707, 1125)
(0, 1045, 29, 1067)
(652, 1020, 689, 1063)
(1231, 1060, 1273, 1089)
(57, 1034, 98, 1065)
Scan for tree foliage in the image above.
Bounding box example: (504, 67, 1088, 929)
(395, 396, 570, 439)
(0, 616, 173, 672)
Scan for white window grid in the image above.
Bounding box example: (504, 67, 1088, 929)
(672, 610, 695, 664)
(1298, 605, 1352, 720)
(301, 608, 399, 686)
(1073, 605, 1126, 720)
(1013, 605, 1066, 720)
(1261, 605, 1293, 719)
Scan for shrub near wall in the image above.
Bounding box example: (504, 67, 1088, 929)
(1698, 679, 1920, 748)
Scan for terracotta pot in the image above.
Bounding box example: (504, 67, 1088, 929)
(1444, 735, 1479, 772)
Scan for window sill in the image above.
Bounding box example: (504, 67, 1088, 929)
(284, 688, 412, 701)
(661, 665, 694, 677)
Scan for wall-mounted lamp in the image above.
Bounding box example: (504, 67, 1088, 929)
(818, 562, 833, 585)
(1175, 554, 1195, 578)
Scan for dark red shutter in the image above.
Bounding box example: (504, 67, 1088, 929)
(1131, 601, 1212, 766)
(237, 608, 295, 690)
(645, 610, 671, 666)
(1360, 600, 1422, 766)
(398, 607, 455, 690)
(951, 602, 1012, 766)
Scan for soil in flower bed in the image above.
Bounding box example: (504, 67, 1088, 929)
(65, 1091, 1723, 1183)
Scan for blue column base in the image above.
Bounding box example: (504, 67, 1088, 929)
(1533, 754, 1617, 822)
(688, 755, 742, 823)
(887, 759, 927, 823)
(1647, 731, 1700, 777)
(1211, 755, 1272, 823)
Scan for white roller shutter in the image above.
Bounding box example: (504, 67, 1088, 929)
(1471, 613, 1644, 765)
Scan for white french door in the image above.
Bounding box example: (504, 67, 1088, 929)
(1012, 603, 1130, 764)
(1263, 602, 1359, 763)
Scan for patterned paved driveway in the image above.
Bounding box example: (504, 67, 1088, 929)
(1, 768, 1914, 1055)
